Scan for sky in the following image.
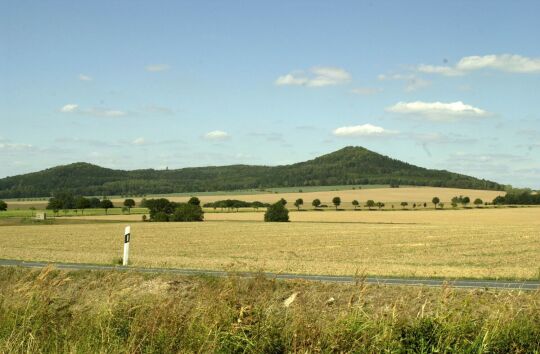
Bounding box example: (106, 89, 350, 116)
(1, 0, 539, 188)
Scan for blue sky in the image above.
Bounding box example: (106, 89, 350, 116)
(1, 0, 539, 188)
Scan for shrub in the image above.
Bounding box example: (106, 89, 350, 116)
(152, 212, 169, 222)
(145, 198, 204, 222)
(171, 204, 204, 222)
(0, 200, 7, 211)
(145, 198, 176, 220)
(264, 202, 289, 222)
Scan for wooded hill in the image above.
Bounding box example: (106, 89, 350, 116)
(0, 146, 503, 198)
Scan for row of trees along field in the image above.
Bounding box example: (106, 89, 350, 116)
(203, 199, 270, 211)
(289, 195, 485, 210)
(4, 189, 538, 217)
(45, 192, 137, 215)
(493, 189, 540, 205)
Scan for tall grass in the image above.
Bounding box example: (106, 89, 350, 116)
(0, 267, 538, 353)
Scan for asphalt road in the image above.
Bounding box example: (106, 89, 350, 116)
(1, 258, 539, 291)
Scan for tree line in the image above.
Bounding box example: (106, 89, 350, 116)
(493, 189, 540, 205)
(45, 192, 138, 215)
(203, 199, 270, 211)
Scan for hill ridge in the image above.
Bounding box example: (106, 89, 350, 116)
(0, 146, 503, 198)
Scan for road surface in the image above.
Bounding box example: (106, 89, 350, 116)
(0, 258, 538, 291)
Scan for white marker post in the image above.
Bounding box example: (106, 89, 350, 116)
(123, 225, 131, 266)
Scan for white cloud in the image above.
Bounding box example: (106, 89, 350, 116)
(145, 64, 170, 72)
(143, 105, 174, 115)
(418, 54, 540, 76)
(59, 104, 126, 117)
(78, 74, 93, 81)
(86, 108, 126, 117)
(60, 104, 79, 113)
(351, 87, 382, 95)
(378, 73, 409, 81)
(275, 74, 308, 86)
(333, 124, 397, 137)
(0, 142, 33, 150)
(378, 73, 430, 92)
(204, 130, 230, 140)
(457, 54, 540, 73)
(386, 101, 489, 122)
(132, 137, 146, 145)
(275, 66, 351, 87)
(417, 65, 463, 76)
(411, 132, 477, 145)
(404, 77, 430, 92)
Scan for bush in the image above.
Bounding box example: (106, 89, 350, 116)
(171, 204, 204, 222)
(264, 202, 289, 222)
(152, 212, 169, 222)
(145, 198, 176, 220)
(0, 200, 7, 211)
(145, 198, 205, 222)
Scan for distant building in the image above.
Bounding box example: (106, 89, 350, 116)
(35, 212, 47, 220)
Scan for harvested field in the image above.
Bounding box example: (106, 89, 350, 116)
(1, 207, 539, 279)
(66, 206, 540, 226)
(5, 186, 505, 210)
(110, 187, 504, 205)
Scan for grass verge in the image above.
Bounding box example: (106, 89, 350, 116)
(0, 267, 538, 353)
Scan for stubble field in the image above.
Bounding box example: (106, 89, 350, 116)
(0, 208, 538, 279)
(4, 186, 504, 210)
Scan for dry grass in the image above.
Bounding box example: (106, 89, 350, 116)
(1, 267, 538, 353)
(1, 208, 539, 279)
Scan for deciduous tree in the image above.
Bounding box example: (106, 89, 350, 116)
(123, 198, 135, 214)
(332, 197, 341, 210)
(100, 199, 114, 215)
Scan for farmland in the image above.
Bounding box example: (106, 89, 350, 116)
(3, 186, 505, 211)
(1, 208, 538, 279)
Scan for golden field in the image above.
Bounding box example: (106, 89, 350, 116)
(0, 208, 538, 279)
(112, 186, 505, 205)
(5, 186, 505, 210)
(67, 206, 539, 225)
